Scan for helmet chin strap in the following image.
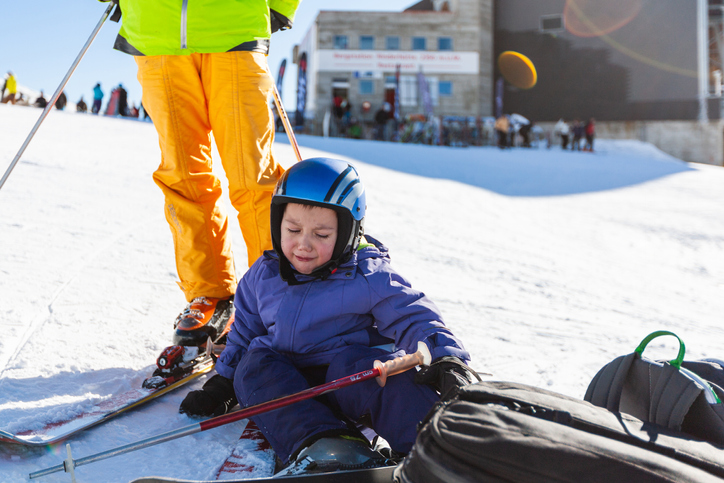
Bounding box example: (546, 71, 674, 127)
(278, 249, 352, 285)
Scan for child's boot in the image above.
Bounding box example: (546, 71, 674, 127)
(173, 296, 234, 347)
(276, 435, 393, 476)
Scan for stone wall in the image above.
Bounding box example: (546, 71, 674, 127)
(538, 121, 724, 167)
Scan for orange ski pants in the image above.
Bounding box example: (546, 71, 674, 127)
(136, 52, 282, 302)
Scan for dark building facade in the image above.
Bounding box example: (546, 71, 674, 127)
(494, 0, 717, 122)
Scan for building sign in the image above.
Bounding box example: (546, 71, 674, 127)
(317, 50, 479, 74)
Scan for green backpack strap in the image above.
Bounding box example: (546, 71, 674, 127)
(634, 330, 685, 369)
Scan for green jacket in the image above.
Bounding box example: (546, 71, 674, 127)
(114, 0, 300, 56)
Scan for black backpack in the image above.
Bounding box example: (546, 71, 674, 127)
(396, 380, 724, 481)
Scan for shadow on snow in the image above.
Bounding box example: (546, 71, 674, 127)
(277, 134, 694, 197)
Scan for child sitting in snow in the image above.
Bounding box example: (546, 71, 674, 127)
(179, 157, 477, 472)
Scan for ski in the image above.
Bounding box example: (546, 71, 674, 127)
(215, 419, 275, 480)
(138, 420, 396, 483)
(0, 345, 215, 447)
(131, 466, 396, 483)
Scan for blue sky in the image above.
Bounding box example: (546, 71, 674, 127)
(0, 1, 416, 111)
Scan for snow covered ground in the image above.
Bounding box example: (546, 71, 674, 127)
(0, 103, 723, 482)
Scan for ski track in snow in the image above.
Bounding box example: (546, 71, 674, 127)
(1, 103, 723, 482)
(0, 217, 154, 384)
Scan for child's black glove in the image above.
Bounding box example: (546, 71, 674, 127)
(179, 374, 237, 417)
(414, 356, 481, 398)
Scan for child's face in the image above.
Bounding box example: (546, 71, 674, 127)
(281, 203, 338, 274)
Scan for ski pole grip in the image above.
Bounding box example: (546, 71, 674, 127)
(374, 342, 432, 387)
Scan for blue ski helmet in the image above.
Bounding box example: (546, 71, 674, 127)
(271, 158, 366, 282)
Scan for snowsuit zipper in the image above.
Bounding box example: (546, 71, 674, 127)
(180, 0, 188, 49)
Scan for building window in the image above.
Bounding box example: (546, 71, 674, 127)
(439, 81, 453, 97)
(424, 77, 440, 106)
(412, 37, 427, 51)
(438, 37, 453, 51)
(334, 35, 348, 49)
(540, 14, 564, 32)
(386, 36, 400, 50)
(359, 79, 374, 95)
(400, 75, 418, 106)
(360, 35, 374, 50)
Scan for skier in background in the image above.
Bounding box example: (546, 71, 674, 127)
(33, 91, 47, 108)
(1, 71, 17, 104)
(92, 83, 103, 114)
(105, 0, 301, 349)
(116, 83, 128, 116)
(178, 158, 478, 474)
(76, 97, 88, 113)
(54, 91, 67, 110)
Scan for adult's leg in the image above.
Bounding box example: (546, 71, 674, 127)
(203, 52, 283, 268)
(234, 347, 350, 464)
(135, 55, 236, 301)
(326, 346, 439, 454)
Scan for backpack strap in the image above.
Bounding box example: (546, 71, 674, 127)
(649, 362, 702, 430)
(584, 352, 636, 412)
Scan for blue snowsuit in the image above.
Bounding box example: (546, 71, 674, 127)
(216, 235, 470, 463)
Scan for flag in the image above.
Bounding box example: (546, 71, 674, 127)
(296, 53, 308, 128)
(495, 77, 504, 118)
(417, 69, 433, 118)
(276, 59, 287, 101)
(394, 64, 401, 122)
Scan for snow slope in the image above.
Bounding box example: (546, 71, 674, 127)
(0, 103, 723, 482)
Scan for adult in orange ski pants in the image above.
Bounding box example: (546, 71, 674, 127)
(136, 51, 282, 302)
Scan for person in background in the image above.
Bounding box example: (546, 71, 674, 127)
(116, 83, 128, 117)
(92, 83, 104, 114)
(140, 102, 151, 122)
(554, 118, 570, 150)
(55, 91, 67, 110)
(584, 118, 596, 152)
(571, 119, 584, 151)
(374, 103, 391, 141)
(33, 91, 48, 108)
(76, 97, 88, 113)
(106, 0, 301, 349)
(1, 71, 18, 104)
(519, 121, 533, 148)
(494, 114, 509, 149)
(15, 93, 30, 106)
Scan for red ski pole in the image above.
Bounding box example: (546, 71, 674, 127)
(29, 343, 431, 479)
